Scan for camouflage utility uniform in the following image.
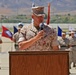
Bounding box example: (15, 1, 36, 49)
(69, 36, 76, 67)
(58, 36, 72, 68)
(18, 24, 59, 51)
(58, 37, 69, 50)
(13, 32, 20, 50)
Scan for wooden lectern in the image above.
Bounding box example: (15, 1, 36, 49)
(9, 51, 69, 75)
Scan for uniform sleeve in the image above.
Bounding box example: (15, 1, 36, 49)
(18, 26, 27, 43)
(13, 33, 16, 39)
(69, 37, 73, 45)
(51, 30, 59, 46)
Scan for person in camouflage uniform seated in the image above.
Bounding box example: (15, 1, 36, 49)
(18, 6, 59, 51)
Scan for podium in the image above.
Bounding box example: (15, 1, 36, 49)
(9, 51, 69, 75)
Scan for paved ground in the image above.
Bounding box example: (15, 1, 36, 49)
(70, 65, 76, 75)
(0, 52, 76, 75)
(0, 52, 9, 75)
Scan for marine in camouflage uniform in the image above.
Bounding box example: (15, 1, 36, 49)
(68, 31, 76, 67)
(13, 32, 20, 50)
(58, 32, 72, 69)
(58, 32, 69, 50)
(13, 23, 23, 50)
(18, 6, 59, 51)
(18, 24, 59, 51)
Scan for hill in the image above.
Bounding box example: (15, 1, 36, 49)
(0, 0, 76, 15)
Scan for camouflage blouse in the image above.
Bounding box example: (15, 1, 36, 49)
(18, 24, 58, 51)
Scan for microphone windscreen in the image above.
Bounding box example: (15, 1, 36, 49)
(39, 23, 44, 30)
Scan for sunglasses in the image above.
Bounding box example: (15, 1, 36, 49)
(33, 13, 45, 17)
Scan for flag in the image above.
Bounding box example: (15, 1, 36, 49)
(58, 26, 62, 36)
(46, 3, 50, 25)
(13, 26, 18, 34)
(69, 26, 75, 31)
(2, 26, 13, 40)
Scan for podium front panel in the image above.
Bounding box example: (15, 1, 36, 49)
(9, 51, 69, 75)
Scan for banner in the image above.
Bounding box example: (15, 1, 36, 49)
(2, 26, 13, 41)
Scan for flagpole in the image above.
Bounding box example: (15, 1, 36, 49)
(46, 2, 51, 25)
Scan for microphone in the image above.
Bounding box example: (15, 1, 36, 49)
(39, 23, 44, 30)
(39, 23, 47, 38)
